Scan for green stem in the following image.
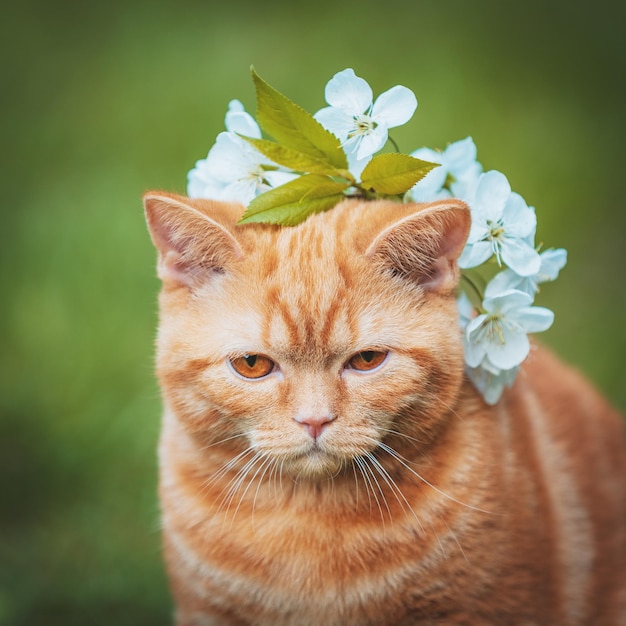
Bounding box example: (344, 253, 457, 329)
(461, 273, 486, 312)
(387, 135, 401, 153)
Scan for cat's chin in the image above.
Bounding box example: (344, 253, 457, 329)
(282, 448, 348, 480)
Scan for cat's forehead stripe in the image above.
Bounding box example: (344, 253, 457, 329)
(252, 218, 361, 357)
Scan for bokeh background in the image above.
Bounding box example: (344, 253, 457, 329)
(2, 0, 625, 623)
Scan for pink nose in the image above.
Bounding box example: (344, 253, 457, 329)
(295, 415, 335, 440)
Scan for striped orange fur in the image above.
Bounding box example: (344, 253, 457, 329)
(145, 192, 626, 625)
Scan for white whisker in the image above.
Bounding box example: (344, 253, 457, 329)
(355, 455, 389, 527)
(218, 453, 265, 527)
(249, 455, 276, 530)
(353, 456, 377, 522)
(364, 452, 426, 536)
(200, 447, 254, 495)
(377, 426, 429, 447)
(352, 462, 361, 508)
(373, 440, 494, 515)
(198, 432, 249, 452)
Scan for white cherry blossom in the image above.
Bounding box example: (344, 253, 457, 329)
(464, 289, 554, 371)
(188, 100, 296, 204)
(485, 248, 568, 298)
(465, 362, 519, 405)
(314, 69, 417, 163)
(458, 170, 541, 276)
(409, 137, 482, 202)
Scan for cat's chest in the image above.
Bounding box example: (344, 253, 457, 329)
(165, 500, 462, 625)
(163, 471, 470, 610)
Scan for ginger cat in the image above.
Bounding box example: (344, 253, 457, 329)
(144, 192, 626, 626)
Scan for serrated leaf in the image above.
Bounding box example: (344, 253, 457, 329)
(360, 153, 439, 195)
(252, 68, 347, 171)
(238, 174, 350, 226)
(241, 136, 346, 177)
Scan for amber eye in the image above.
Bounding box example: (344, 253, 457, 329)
(346, 350, 388, 372)
(229, 354, 276, 379)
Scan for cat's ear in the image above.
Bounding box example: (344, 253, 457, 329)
(365, 199, 470, 293)
(143, 192, 243, 287)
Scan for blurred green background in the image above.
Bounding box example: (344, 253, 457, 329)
(2, 0, 625, 623)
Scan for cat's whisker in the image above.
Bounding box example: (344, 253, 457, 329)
(352, 456, 379, 524)
(364, 443, 453, 559)
(278, 458, 286, 496)
(436, 511, 470, 565)
(356, 455, 390, 527)
(267, 456, 280, 498)
(365, 455, 396, 526)
(200, 447, 255, 496)
(198, 432, 250, 452)
(377, 426, 429, 447)
(374, 440, 495, 515)
(250, 455, 276, 531)
(351, 462, 361, 509)
(364, 451, 427, 536)
(437, 396, 467, 424)
(217, 452, 265, 527)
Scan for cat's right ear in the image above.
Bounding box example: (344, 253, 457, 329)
(143, 192, 243, 287)
(365, 199, 471, 293)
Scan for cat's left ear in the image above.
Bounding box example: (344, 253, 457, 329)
(143, 192, 243, 287)
(365, 200, 471, 293)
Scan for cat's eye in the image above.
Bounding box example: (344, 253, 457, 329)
(229, 354, 276, 379)
(346, 350, 388, 372)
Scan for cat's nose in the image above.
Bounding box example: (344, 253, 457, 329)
(294, 415, 335, 440)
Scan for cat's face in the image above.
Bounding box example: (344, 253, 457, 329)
(145, 194, 470, 478)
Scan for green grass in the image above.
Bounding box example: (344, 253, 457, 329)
(2, 0, 625, 623)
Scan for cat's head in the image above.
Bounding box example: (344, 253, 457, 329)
(145, 192, 470, 478)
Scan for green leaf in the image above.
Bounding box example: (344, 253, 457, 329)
(360, 153, 439, 195)
(241, 136, 348, 177)
(251, 68, 347, 171)
(238, 174, 350, 226)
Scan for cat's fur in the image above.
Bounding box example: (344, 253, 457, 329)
(144, 191, 626, 626)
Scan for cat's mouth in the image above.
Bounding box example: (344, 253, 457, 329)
(252, 427, 378, 478)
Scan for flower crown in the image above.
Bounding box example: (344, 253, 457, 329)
(187, 68, 567, 405)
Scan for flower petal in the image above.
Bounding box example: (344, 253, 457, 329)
(347, 152, 372, 180)
(484, 269, 530, 298)
(510, 306, 555, 333)
(205, 133, 257, 182)
(355, 124, 388, 160)
(451, 173, 481, 205)
(314, 107, 354, 142)
(465, 217, 490, 243)
(500, 238, 541, 276)
(474, 170, 511, 221)
(486, 323, 530, 370)
(371, 85, 417, 128)
(457, 292, 476, 328)
(225, 104, 261, 138)
(537, 249, 567, 282)
(409, 148, 447, 195)
(229, 100, 244, 112)
(458, 240, 493, 268)
(410, 185, 452, 203)
(263, 170, 300, 188)
(324, 68, 372, 114)
(466, 364, 518, 405)
(219, 178, 264, 205)
(463, 316, 488, 368)
(411, 147, 442, 164)
(484, 289, 533, 315)
(444, 137, 478, 174)
(502, 192, 536, 238)
(187, 158, 226, 199)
